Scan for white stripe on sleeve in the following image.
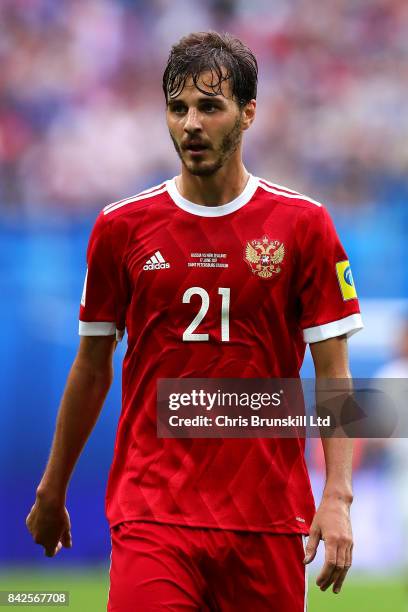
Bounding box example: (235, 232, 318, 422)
(303, 313, 363, 344)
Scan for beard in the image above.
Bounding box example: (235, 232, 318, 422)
(170, 115, 243, 177)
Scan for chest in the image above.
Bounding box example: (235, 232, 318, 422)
(122, 213, 299, 340)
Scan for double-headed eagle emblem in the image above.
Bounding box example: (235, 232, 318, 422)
(244, 235, 285, 279)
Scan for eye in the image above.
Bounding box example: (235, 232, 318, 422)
(200, 102, 218, 113)
(169, 103, 187, 114)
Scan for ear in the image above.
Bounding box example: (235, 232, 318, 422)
(241, 99, 256, 131)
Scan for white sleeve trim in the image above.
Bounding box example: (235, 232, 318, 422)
(303, 313, 363, 344)
(79, 321, 124, 342)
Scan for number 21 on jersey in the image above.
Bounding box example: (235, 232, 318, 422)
(182, 287, 230, 342)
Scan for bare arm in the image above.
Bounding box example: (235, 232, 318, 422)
(26, 335, 116, 556)
(304, 335, 354, 595)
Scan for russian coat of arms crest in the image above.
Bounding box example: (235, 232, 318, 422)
(244, 235, 285, 279)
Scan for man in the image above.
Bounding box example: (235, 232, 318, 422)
(26, 31, 363, 610)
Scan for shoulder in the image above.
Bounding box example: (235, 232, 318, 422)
(101, 180, 169, 221)
(256, 176, 324, 212)
(256, 177, 338, 246)
(88, 180, 169, 247)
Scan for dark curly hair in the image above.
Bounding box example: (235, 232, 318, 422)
(163, 31, 258, 108)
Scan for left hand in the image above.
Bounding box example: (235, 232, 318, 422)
(303, 495, 353, 594)
(26, 494, 72, 558)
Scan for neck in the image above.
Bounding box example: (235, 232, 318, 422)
(176, 159, 250, 206)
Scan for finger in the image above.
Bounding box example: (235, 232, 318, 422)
(322, 565, 343, 591)
(316, 540, 337, 589)
(25, 508, 35, 530)
(61, 528, 72, 548)
(44, 538, 60, 557)
(304, 529, 320, 564)
(333, 544, 352, 594)
(332, 566, 350, 594)
(54, 542, 63, 555)
(319, 541, 346, 591)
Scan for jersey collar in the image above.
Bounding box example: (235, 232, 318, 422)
(166, 174, 259, 217)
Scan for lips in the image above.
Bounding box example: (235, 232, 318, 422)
(183, 141, 209, 152)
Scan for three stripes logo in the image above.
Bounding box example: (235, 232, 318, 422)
(143, 250, 170, 271)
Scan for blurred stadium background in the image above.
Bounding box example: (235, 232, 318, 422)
(1, 0, 407, 610)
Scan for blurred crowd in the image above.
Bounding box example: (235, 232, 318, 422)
(1, 0, 408, 214)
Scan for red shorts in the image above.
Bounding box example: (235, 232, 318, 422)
(108, 521, 308, 611)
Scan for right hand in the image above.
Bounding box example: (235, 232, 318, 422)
(26, 495, 72, 557)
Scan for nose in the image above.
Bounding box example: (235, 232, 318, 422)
(183, 108, 202, 134)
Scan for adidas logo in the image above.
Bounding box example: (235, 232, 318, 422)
(143, 251, 170, 271)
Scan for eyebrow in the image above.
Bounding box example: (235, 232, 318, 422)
(167, 95, 226, 107)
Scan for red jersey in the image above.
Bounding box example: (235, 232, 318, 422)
(79, 174, 363, 533)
